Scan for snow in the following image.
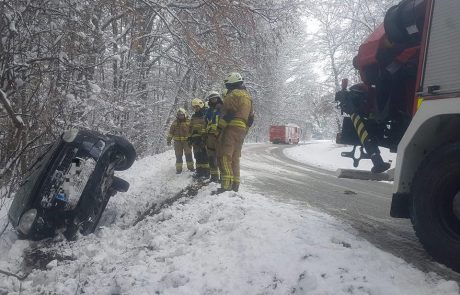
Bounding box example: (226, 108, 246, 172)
(0, 148, 458, 294)
(0, 89, 25, 128)
(65, 93, 76, 101)
(9, 20, 17, 33)
(14, 78, 24, 88)
(283, 140, 397, 172)
(88, 82, 101, 94)
(14, 115, 24, 126)
(285, 75, 297, 84)
(119, 45, 129, 53)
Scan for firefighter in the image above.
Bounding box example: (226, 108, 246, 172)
(215, 72, 254, 193)
(205, 91, 224, 182)
(167, 108, 194, 174)
(189, 98, 210, 179)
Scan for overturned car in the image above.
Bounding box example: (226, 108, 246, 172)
(8, 129, 136, 240)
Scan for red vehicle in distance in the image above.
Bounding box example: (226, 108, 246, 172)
(269, 124, 301, 144)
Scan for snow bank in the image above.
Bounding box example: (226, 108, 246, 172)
(284, 140, 397, 172)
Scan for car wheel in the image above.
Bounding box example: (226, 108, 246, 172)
(108, 135, 136, 171)
(112, 176, 130, 192)
(411, 143, 460, 272)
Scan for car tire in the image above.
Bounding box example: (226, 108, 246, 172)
(112, 176, 130, 192)
(410, 143, 460, 272)
(108, 135, 136, 171)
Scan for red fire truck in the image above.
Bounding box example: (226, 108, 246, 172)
(335, 0, 460, 271)
(269, 124, 301, 144)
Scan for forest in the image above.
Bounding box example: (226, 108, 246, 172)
(0, 0, 397, 202)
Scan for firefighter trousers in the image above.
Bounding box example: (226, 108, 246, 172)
(174, 141, 194, 173)
(193, 142, 210, 177)
(219, 126, 246, 190)
(206, 134, 220, 180)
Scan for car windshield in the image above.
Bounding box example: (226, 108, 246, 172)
(8, 141, 59, 225)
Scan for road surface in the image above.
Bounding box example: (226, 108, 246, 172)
(241, 143, 460, 282)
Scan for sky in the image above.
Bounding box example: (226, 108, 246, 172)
(0, 141, 458, 294)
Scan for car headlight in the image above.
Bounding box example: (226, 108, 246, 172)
(18, 209, 38, 235)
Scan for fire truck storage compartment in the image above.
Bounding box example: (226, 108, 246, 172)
(421, 0, 460, 96)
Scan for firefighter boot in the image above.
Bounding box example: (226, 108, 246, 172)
(232, 183, 239, 192)
(211, 187, 230, 195)
(176, 163, 183, 174)
(370, 153, 391, 173)
(210, 175, 220, 183)
(192, 168, 206, 179)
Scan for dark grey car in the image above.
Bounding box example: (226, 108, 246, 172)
(8, 129, 136, 240)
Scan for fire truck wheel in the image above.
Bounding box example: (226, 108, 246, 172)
(411, 143, 460, 272)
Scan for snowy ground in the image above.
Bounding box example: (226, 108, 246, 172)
(0, 145, 458, 294)
(283, 140, 397, 172)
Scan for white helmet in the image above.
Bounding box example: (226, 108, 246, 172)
(206, 91, 221, 101)
(224, 72, 243, 85)
(177, 108, 187, 116)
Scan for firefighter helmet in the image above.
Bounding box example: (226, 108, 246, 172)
(207, 91, 223, 108)
(224, 72, 243, 85)
(177, 108, 187, 117)
(191, 98, 204, 108)
(206, 91, 221, 101)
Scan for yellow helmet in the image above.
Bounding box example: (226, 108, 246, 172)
(177, 108, 187, 117)
(224, 72, 243, 85)
(191, 98, 204, 108)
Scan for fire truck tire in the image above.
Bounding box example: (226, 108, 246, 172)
(410, 143, 460, 272)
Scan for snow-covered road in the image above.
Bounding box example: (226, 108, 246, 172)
(0, 142, 459, 294)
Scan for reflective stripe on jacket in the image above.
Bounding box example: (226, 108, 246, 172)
(190, 109, 207, 137)
(168, 119, 191, 141)
(221, 88, 254, 129)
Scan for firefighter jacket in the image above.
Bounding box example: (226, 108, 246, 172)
(219, 88, 254, 130)
(167, 119, 191, 143)
(205, 108, 220, 135)
(190, 108, 207, 142)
